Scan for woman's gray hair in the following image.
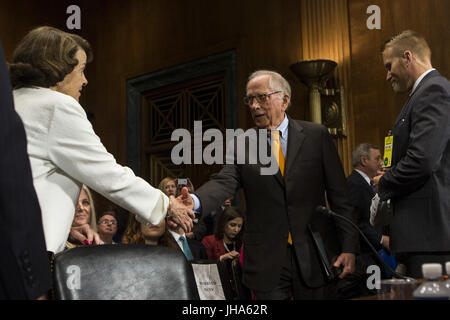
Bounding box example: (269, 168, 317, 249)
(9, 26, 93, 89)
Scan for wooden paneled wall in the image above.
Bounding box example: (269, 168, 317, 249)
(0, 1, 77, 60)
(300, 0, 355, 174)
(79, 0, 306, 172)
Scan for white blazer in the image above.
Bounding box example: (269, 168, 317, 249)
(14, 87, 169, 253)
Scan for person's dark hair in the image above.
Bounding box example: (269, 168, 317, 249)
(97, 206, 119, 225)
(214, 207, 245, 245)
(9, 26, 93, 89)
(121, 214, 178, 249)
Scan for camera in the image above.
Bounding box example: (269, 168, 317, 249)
(176, 178, 188, 197)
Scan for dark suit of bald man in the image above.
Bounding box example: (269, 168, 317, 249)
(0, 42, 52, 299)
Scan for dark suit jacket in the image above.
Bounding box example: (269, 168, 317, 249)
(378, 70, 450, 253)
(187, 238, 208, 260)
(347, 170, 382, 253)
(0, 43, 52, 299)
(195, 116, 359, 291)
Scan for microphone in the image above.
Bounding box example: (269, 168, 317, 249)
(316, 205, 414, 280)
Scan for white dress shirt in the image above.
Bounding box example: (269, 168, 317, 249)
(169, 230, 187, 252)
(410, 68, 435, 95)
(14, 87, 169, 253)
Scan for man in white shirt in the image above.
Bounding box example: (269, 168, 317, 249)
(169, 223, 207, 261)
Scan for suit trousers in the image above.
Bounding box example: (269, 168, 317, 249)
(252, 244, 336, 300)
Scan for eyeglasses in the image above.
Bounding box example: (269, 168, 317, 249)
(243, 91, 281, 106)
(99, 219, 117, 226)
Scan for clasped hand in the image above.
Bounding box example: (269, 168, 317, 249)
(166, 187, 196, 232)
(220, 250, 240, 262)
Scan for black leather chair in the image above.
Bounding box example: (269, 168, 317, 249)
(52, 244, 200, 300)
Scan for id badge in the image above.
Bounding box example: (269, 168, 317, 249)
(383, 134, 393, 168)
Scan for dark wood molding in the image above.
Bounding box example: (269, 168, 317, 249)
(126, 50, 237, 175)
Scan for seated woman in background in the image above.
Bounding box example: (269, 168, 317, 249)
(66, 185, 99, 249)
(9, 26, 193, 254)
(123, 213, 206, 261)
(158, 177, 177, 197)
(96, 207, 120, 245)
(122, 214, 178, 248)
(201, 207, 244, 262)
(159, 176, 206, 242)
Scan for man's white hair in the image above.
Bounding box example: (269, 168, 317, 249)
(247, 70, 291, 107)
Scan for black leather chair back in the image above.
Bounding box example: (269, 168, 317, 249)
(53, 244, 200, 300)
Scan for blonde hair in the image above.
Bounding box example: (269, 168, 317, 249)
(381, 30, 431, 63)
(82, 185, 97, 232)
(158, 177, 176, 193)
(65, 185, 97, 249)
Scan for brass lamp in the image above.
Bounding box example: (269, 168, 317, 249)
(290, 59, 347, 137)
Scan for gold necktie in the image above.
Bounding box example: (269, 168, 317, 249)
(271, 130, 285, 175)
(271, 131, 292, 245)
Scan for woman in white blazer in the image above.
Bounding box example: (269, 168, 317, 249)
(9, 26, 194, 253)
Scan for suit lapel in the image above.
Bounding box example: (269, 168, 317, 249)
(352, 170, 374, 196)
(410, 70, 439, 99)
(285, 115, 305, 178)
(256, 115, 306, 187)
(394, 70, 439, 127)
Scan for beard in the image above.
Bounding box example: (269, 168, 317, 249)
(391, 79, 409, 93)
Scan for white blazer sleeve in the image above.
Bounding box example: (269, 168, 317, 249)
(47, 97, 168, 225)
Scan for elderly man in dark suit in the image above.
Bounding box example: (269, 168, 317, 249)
(190, 70, 359, 299)
(348, 143, 388, 266)
(374, 30, 450, 278)
(343, 143, 396, 298)
(0, 42, 52, 299)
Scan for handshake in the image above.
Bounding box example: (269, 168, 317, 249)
(135, 186, 196, 232)
(165, 186, 196, 232)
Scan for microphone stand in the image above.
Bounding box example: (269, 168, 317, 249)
(316, 206, 415, 281)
